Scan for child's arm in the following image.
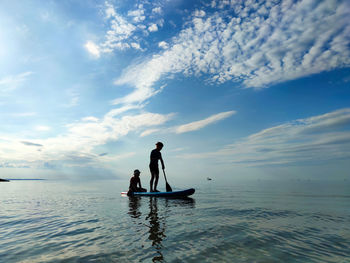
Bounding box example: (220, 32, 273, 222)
(138, 177, 142, 188)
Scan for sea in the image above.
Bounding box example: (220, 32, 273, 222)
(0, 179, 349, 263)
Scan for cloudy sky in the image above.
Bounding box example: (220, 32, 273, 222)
(0, 0, 349, 182)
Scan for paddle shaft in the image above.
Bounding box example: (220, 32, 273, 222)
(163, 169, 172, 192)
(163, 169, 168, 182)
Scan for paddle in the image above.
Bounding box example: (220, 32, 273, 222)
(163, 169, 172, 192)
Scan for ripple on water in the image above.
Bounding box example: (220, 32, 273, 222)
(1, 180, 350, 263)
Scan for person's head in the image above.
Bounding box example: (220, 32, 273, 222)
(133, 169, 141, 177)
(155, 142, 164, 150)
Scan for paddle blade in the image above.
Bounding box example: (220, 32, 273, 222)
(166, 182, 172, 192)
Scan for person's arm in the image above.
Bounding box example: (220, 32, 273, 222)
(137, 177, 142, 188)
(160, 153, 165, 170)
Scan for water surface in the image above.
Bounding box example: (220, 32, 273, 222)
(0, 179, 349, 262)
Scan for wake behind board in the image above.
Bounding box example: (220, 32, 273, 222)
(121, 188, 195, 198)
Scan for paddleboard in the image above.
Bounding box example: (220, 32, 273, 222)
(121, 188, 195, 198)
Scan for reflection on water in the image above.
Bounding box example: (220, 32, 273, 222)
(128, 196, 142, 219)
(146, 198, 165, 262)
(127, 197, 195, 262)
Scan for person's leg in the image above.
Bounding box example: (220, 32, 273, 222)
(154, 170, 159, 191)
(135, 187, 145, 192)
(150, 168, 155, 192)
(150, 175, 154, 192)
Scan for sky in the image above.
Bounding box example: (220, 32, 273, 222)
(0, 0, 349, 182)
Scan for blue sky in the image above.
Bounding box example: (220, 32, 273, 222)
(0, 0, 349, 182)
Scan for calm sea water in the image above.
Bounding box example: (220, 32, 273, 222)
(0, 179, 349, 263)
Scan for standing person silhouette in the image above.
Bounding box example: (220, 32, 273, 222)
(149, 142, 165, 192)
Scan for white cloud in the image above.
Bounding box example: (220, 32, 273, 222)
(158, 41, 168, 49)
(112, 0, 350, 103)
(0, 109, 235, 169)
(141, 111, 236, 136)
(87, 2, 166, 55)
(82, 116, 99, 122)
(152, 7, 162, 14)
(105, 104, 142, 117)
(128, 8, 146, 23)
(178, 108, 350, 167)
(0, 109, 173, 169)
(148, 23, 158, 32)
(131, 42, 141, 50)
(194, 10, 206, 17)
(0, 72, 33, 92)
(98, 152, 136, 163)
(169, 147, 186, 152)
(175, 111, 236, 133)
(105, 2, 116, 19)
(84, 41, 100, 58)
(35, 125, 51, 132)
(113, 58, 167, 105)
(101, 13, 137, 52)
(140, 128, 160, 137)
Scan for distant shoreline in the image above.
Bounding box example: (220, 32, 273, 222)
(0, 178, 10, 182)
(0, 179, 46, 182)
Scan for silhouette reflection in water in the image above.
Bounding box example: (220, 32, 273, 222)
(146, 197, 166, 261)
(127, 197, 195, 262)
(128, 196, 142, 219)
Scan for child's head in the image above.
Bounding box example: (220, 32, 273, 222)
(134, 169, 141, 177)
